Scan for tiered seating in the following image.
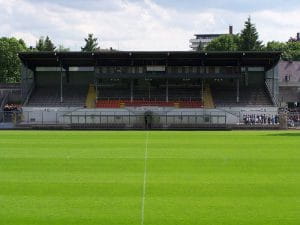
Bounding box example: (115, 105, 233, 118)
(179, 101, 203, 108)
(27, 86, 88, 107)
(133, 88, 166, 101)
(211, 86, 273, 107)
(99, 87, 202, 102)
(169, 88, 201, 101)
(96, 100, 121, 108)
(96, 100, 203, 108)
(245, 87, 273, 106)
(123, 100, 174, 107)
(98, 88, 130, 100)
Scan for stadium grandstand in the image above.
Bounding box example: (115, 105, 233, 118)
(3, 51, 281, 129)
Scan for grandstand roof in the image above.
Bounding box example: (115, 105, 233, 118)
(19, 51, 281, 69)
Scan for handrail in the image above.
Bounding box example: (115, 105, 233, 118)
(265, 81, 278, 106)
(0, 93, 9, 109)
(22, 84, 35, 107)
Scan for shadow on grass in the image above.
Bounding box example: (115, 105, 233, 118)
(266, 132, 300, 137)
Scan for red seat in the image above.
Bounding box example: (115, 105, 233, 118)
(96, 100, 121, 108)
(96, 100, 203, 108)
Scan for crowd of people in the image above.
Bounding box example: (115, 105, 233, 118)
(287, 107, 300, 127)
(3, 104, 20, 112)
(243, 114, 279, 125)
(1, 104, 21, 122)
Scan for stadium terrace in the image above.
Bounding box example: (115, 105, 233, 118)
(16, 51, 281, 129)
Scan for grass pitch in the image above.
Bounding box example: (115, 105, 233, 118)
(0, 131, 300, 225)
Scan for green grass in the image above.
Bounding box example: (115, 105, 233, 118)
(0, 131, 300, 225)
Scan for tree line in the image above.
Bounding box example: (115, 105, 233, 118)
(1, 18, 300, 83)
(32, 34, 101, 52)
(203, 17, 300, 61)
(0, 34, 101, 83)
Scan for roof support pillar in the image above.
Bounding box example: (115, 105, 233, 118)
(166, 79, 169, 102)
(60, 63, 63, 103)
(201, 78, 204, 103)
(148, 81, 151, 101)
(236, 78, 240, 103)
(245, 67, 249, 87)
(130, 79, 134, 103)
(95, 79, 98, 101)
(94, 59, 98, 102)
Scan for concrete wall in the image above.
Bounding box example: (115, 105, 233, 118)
(21, 104, 279, 127)
(278, 61, 300, 86)
(21, 106, 278, 126)
(277, 61, 300, 104)
(22, 107, 77, 124)
(279, 86, 300, 104)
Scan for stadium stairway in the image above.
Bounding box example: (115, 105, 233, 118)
(203, 84, 215, 109)
(85, 84, 96, 108)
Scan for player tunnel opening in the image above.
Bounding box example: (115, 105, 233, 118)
(144, 111, 153, 130)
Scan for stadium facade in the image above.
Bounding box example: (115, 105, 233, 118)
(278, 60, 300, 108)
(14, 51, 282, 129)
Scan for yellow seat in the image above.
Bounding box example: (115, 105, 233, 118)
(85, 84, 96, 108)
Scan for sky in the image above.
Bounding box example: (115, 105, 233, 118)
(1, 0, 300, 51)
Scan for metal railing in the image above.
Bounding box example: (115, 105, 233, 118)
(265, 80, 278, 106)
(0, 109, 282, 129)
(17, 110, 227, 129)
(22, 83, 35, 106)
(288, 112, 300, 127)
(0, 111, 22, 123)
(0, 93, 9, 109)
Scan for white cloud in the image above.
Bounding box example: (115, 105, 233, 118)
(252, 10, 300, 42)
(0, 0, 300, 50)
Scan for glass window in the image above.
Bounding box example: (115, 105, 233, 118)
(192, 67, 197, 73)
(138, 67, 143, 73)
(199, 66, 204, 73)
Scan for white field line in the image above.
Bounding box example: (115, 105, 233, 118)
(141, 131, 149, 225)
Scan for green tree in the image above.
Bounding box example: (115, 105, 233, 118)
(239, 17, 263, 51)
(283, 41, 300, 61)
(35, 36, 56, 51)
(57, 44, 70, 52)
(81, 34, 99, 52)
(0, 37, 27, 83)
(205, 34, 239, 51)
(264, 41, 286, 52)
(44, 36, 56, 51)
(18, 39, 27, 50)
(263, 40, 300, 60)
(36, 37, 45, 51)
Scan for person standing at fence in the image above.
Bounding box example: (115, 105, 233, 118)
(263, 114, 267, 124)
